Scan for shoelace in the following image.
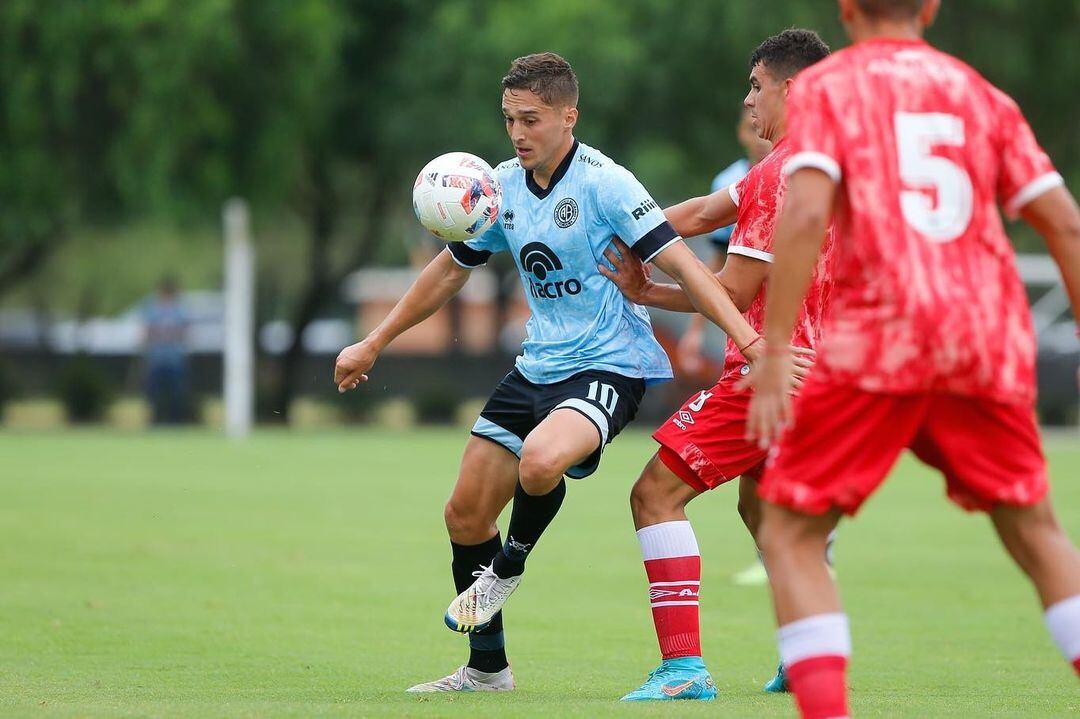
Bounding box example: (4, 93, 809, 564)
(641, 665, 681, 689)
(447, 667, 468, 690)
(470, 565, 514, 607)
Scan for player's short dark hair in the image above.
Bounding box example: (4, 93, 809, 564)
(856, 0, 924, 19)
(502, 52, 579, 107)
(749, 28, 831, 80)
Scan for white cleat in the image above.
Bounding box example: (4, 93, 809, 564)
(405, 665, 515, 693)
(444, 564, 522, 633)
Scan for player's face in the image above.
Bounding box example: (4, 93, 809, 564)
(744, 63, 790, 143)
(737, 107, 773, 162)
(502, 88, 577, 174)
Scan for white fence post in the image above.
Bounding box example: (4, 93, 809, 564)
(223, 199, 255, 438)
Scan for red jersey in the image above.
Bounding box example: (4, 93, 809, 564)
(723, 137, 834, 376)
(783, 38, 1062, 404)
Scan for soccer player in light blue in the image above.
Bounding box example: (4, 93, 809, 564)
(334, 52, 763, 696)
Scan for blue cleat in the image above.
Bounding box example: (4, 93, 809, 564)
(763, 661, 789, 693)
(620, 656, 717, 701)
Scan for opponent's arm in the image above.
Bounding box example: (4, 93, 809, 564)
(648, 241, 761, 359)
(599, 238, 768, 313)
(678, 252, 727, 374)
(334, 249, 471, 392)
(664, 186, 739, 239)
(1022, 186, 1080, 322)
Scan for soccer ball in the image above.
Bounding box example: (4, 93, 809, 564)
(413, 152, 502, 242)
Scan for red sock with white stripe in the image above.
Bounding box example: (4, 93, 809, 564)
(1044, 594, 1080, 675)
(778, 613, 851, 719)
(636, 520, 701, 659)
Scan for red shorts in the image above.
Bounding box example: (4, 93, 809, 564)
(653, 377, 768, 493)
(757, 379, 1049, 515)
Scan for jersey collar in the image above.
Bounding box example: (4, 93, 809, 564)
(857, 36, 928, 47)
(525, 139, 579, 200)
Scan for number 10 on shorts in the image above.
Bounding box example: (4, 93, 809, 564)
(588, 381, 619, 416)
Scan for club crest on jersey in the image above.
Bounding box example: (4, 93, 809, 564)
(631, 198, 658, 220)
(519, 242, 582, 299)
(554, 197, 579, 228)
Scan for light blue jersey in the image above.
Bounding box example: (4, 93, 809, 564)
(708, 157, 751, 247)
(447, 140, 678, 385)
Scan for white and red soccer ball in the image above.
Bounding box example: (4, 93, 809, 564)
(413, 152, 502, 242)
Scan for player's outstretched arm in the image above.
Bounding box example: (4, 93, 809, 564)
(334, 249, 471, 393)
(599, 238, 767, 314)
(678, 252, 727, 374)
(649, 241, 761, 357)
(664, 187, 738, 238)
(598, 238, 696, 312)
(1022, 186, 1080, 322)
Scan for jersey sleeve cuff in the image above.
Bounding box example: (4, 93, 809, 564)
(631, 221, 681, 263)
(727, 245, 774, 263)
(445, 242, 492, 268)
(728, 183, 740, 207)
(784, 151, 842, 183)
(1005, 171, 1064, 218)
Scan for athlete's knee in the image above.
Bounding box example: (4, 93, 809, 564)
(994, 501, 1067, 572)
(737, 495, 761, 539)
(630, 455, 690, 526)
(628, 474, 655, 523)
(518, 444, 568, 494)
(443, 498, 492, 542)
(758, 504, 814, 559)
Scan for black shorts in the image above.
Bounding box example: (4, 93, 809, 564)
(471, 368, 647, 479)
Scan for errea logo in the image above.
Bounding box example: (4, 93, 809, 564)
(631, 198, 658, 220)
(503, 209, 515, 230)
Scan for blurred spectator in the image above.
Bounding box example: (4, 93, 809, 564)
(142, 276, 191, 424)
(677, 107, 772, 376)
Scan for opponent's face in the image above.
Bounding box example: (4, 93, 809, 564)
(737, 107, 773, 163)
(744, 63, 790, 143)
(502, 88, 578, 173)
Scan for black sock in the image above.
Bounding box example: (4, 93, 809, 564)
(451, 534, 508, 673)
(492, 479, 567, 579)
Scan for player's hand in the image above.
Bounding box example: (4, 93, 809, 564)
(334, 339, 377, 393)
(739, 342, 814, 389)
(677, 326, 706, 375)
(598, 236, 652, 303)
(789, 346, 816, 388)
(742, 350, 795, 449)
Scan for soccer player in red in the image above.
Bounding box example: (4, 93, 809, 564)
(598, 29, 832, 701)
(746, 2, 1080, 718)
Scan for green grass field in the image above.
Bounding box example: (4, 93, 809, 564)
(3, 429, 1079, 718)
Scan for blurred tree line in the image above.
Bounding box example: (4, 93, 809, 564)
(1, 0, 1077, 418)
